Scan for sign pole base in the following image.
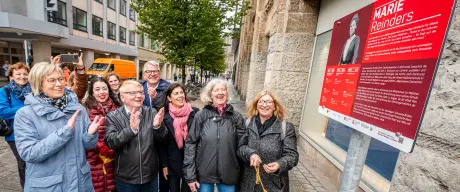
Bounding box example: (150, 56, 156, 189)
(339, 129, 371, 192)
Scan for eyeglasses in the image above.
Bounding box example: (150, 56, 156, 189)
(122, 91, 144, 96)
(144, 70, 160, 75)
(258, 100, 274, 106)
(46, 77, 65, 85)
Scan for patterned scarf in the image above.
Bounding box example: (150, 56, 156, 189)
(168, 102, 192, 149)
(39, 92, 69, 111)
(213, 103, 227, 116)
(8, 80, 32, 102)
(98, 98, 116, 114)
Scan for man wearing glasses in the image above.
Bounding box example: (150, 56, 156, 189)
(141, 60, 171, 110)
(104, 80, 167, 191)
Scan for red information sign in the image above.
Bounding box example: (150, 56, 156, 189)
(318, 0, 456, 152)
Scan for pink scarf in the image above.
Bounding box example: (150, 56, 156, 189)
(213, 103, 227, 116)
(169, 102, 192, 149)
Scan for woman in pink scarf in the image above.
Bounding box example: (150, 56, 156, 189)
(158, 83, 199, 192)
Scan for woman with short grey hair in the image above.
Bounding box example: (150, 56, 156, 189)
(183, 78, 245, 192)
(14, 62, 103, 191)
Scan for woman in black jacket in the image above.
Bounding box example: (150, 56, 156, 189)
(183, 78, 245, 192)
(158, 83, 199, 192)
(237, 90, 299, 192)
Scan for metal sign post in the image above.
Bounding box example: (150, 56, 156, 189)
(338, 130, 371, 192)
(23, 40, 31, 67)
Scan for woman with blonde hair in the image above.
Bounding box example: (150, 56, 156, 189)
(14, 62, 102, 191)
(237, 90, 299, 192)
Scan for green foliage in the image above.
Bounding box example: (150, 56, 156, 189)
(131, 0, 248, 83)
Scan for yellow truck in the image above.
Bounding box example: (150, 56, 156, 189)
(87, 58, 136, 80)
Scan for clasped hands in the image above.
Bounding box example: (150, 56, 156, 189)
(250, 154, 280, 174)
(130, 107, 165, 131)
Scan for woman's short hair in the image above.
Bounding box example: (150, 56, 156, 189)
(119, 80, 142, 93)
(28, 62, 63, 96)
(247, 90, 286, 120)
(200, 78, 232, 104)
(351, 13, 359, 25)
(7, 62, 30, 77)
(105, 72, 120, 82)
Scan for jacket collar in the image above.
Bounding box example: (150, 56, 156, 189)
(204, 104, 234, 116)
(249, 118, 282, 137)
(141, 79, 171, 91)
(25, 89, 80, 120)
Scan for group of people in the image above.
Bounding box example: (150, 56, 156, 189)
(0, 56, 299, 192)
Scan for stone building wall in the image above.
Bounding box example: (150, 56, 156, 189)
(390, 1, 460, 191)
(237, 0, 319, 127)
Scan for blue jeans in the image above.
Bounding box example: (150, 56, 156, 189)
(115, 176, 159, 192)
(198, 183, 235, 192)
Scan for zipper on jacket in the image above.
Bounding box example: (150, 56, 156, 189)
(138, 126, 143, 184)
(216, 117, 220, 181)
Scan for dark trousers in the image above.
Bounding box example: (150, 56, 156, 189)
(7, 141, 25, 189)
(115, 179, 156, 192)
(159, 169, 169, 191)
(168, 175, 190, 192)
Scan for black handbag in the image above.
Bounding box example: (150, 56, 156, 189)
(0, 87, 12, 137)
(0, 119, 12, 136)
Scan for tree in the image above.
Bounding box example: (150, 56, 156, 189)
(131, 0, 248, 84)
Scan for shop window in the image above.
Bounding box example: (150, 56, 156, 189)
(300, 30, 397, 188)
(48, 1, 67, 26)
(73, 7, 87, 32)
(325, 119, 399, 180)
(92, 15, 103, 37)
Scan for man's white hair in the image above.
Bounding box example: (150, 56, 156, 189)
(143, 60, 160, 72)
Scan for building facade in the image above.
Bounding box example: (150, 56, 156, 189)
(234, 0, 460, 191)
(0, 0, 178, 81)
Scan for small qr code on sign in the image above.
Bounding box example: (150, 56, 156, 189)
(398, 137, 404, 144)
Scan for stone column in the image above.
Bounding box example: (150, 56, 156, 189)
(390, 4, 460, 191)
(32, 41, 51, 63)
(114, 54, 121, 59)
(135, 57, 139, 80)
(235, 0, 256, 95)
(263, 0, 318, 127)
(245, 0, 269, 104)
(82, 49, 94, 69)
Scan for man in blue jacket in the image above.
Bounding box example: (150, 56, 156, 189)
(141, 60, 171, 110)
(140, 60, 171, 192)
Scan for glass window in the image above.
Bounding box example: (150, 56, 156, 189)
(151, 40, 158, 51)
(95, 0, 102, 4)
(120, 27, 126, 43)
(107, 22, 116, 40)
(89, 63, 109, 71)
(72, 7, 87, 32)
(120, 0, 126, 16)
(129, 31, 135, 45)
(139, 33, 145, 47)
(108, 0, 116, 10)
(48, 1, 67, 26)
(129, 8, 135, 21)
(92, 15, 103, 37)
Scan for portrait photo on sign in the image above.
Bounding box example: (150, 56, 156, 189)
(326, 5, 373, 66)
